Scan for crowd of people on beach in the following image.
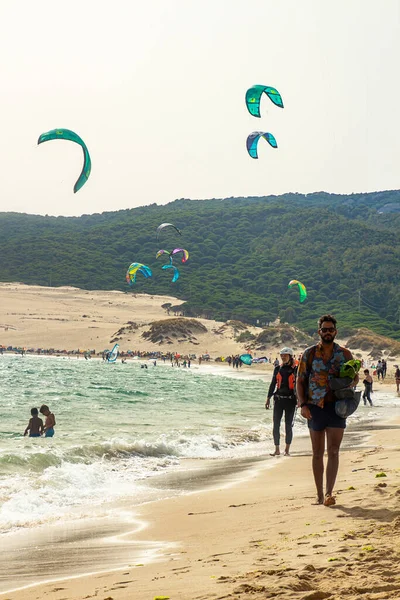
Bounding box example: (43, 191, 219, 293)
(2, 345, 211, 364)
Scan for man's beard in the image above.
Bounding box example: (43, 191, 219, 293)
(321, 335, 335, 344)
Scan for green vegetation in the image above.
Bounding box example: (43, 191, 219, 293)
(346, 328, 400, 357)
(2, 190, 400, 337)
(236, 331, 256, 343)
(252, 325, 313, 350)
(141, 318, 207, 344)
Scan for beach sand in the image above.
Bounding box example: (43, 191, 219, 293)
(2, 418, 400, 600)
(0, 283, 264, 357)
(1, 283, 400, 599)
(1, 283, 397, 370)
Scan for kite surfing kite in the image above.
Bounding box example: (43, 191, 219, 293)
(37, 128, 91, 193)
(126, 263, 152, 285)
(162, 264, 180, 283)
(156, 223, 182, 240)
(245, 85, 284, 118)
(239, 353, 253, 366)
(288, 280, 307, 303)
(246, 132, 277, 159)
(171, 248, 189, 264)
(156, 249, 172, 264)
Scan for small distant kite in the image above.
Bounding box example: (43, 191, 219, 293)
(288, 280, 307, 303)
(245, 85, 284, 118)
(37, 128, 91, 193)
(171, 248, 189, 264)
(246, 132, 277, 159)
(126, 263, 152, 285)
(156, 249, 172, 264)
(156, 223, 182, 240)
(162, 264, 180, 283)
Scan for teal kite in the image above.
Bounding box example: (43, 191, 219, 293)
(37, 128, 91, 193)
(126, 263, 152, 285)
(246, 132, 277, 159)
(288, 279, 307, 303)
(162, 264, 180, 283)
(245, 85, 284, 118)
(239, 353, 253, 366)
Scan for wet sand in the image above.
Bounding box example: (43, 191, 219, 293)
(2, 418, 400, 599)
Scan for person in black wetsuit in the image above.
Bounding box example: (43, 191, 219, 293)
(265, 347, 297, 456)
(362, 369, 373, 406)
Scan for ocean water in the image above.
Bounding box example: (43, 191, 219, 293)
(0, 354, 399, 591)
(0, 355, 274, 536)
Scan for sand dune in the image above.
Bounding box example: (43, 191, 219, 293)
(0, 283, 270, 357)
(0, 282, 399, 377)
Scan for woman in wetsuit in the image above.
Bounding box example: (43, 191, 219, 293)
(265, 347, 297, 456)
(362, 369, 373, 406)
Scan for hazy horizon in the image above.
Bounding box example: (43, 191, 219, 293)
(1, 0, 399, 217)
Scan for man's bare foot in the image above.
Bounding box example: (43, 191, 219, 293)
(284, 451, 290, 456)
(312, 497, 324, 505)
(324, 494, 336, 507)
(270, 451, 280, 456)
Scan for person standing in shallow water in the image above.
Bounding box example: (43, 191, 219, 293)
(296, 314, 358, 507)
(40, 405, 56, 437)
(362, 369, 373, 406)
(24, 407, 43, 437)
(395, 365, 400, 394)
(265, 347, 297, 457)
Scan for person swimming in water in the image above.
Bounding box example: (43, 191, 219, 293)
(40, 405, 56, 437)
(24, 407, 44, 437)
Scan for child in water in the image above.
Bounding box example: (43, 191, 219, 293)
(24, 407, 44, 437)
(40, 405, 56, 437)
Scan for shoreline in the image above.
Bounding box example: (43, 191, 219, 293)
(2, 283, 399, 375)
(2, 414, 399, 598)
(1, 283, 400, 598)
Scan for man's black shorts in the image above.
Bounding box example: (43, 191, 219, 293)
(307, 402, 346, 431)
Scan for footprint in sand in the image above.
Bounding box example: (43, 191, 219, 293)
(110, 585, 129, 590)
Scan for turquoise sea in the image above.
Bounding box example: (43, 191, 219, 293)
(0, 354, 399, 592)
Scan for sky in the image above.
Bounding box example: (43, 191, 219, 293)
(1, 0, 399, 217)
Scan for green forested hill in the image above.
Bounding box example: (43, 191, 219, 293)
(2, 189, 400, 338)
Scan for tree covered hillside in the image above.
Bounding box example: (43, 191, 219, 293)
(1, 190, 400, 338)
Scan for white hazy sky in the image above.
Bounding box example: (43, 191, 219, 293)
(1, 0, 399, 216)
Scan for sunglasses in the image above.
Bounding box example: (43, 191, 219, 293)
(320, 327, 336, 333)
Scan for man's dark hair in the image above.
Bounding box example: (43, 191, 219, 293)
(31, 407, 38, 416)
(318, 314, 337, 329)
